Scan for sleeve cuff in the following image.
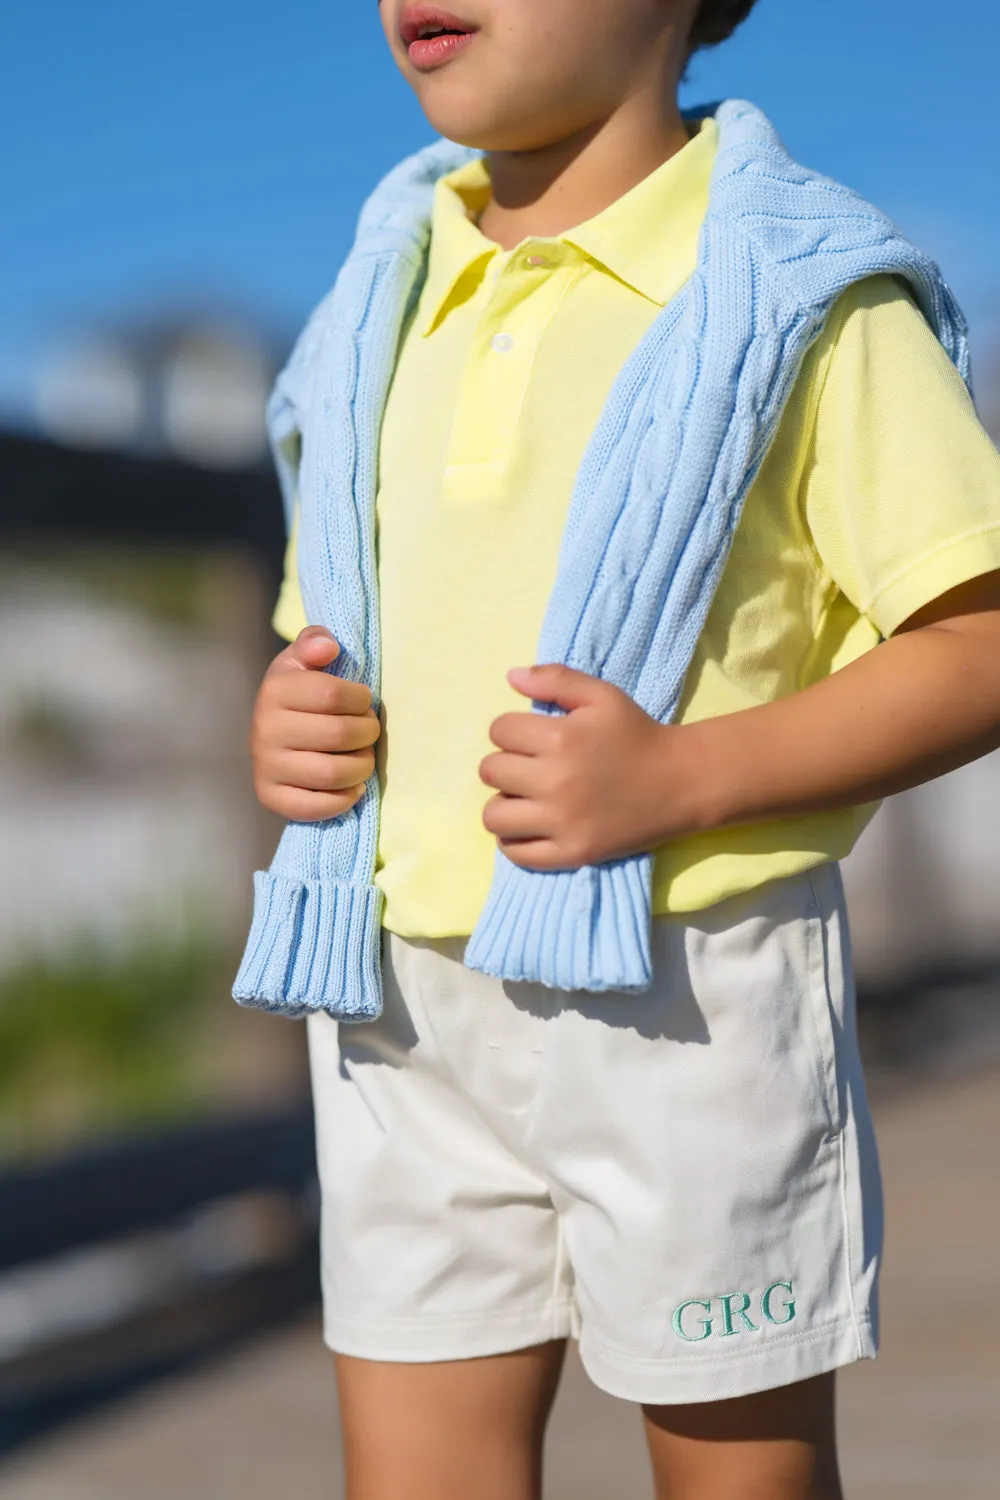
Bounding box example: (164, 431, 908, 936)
(865, 526, 1000, 636)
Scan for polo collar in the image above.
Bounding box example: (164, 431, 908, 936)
(419, 114, 718, 335)
(419, 160, 497, 336)
(563, 115, 717, 307)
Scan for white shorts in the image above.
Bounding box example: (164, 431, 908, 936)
(307, 863, 882, 1405)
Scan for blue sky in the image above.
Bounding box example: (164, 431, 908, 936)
(3, 0, 999, 418)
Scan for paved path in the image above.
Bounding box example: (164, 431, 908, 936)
(2, 1070, 997, 1499)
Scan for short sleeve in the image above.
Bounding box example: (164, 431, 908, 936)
(271, 502, 310, 642)
(804, 275, 1000, 637)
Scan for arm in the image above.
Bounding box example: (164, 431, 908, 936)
(679, 568, 1000, 827)
(478, 569, 1000, 871)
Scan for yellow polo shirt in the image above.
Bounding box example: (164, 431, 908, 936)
(274, 117, 1000, 936)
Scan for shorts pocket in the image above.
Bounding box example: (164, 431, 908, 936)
(801, 869, 846, 1139)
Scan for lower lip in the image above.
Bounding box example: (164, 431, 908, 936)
(407, 31, 476, 70)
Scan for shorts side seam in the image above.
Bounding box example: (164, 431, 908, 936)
(804, 867, 844, 1139)
(838, 1125, 865, 1359)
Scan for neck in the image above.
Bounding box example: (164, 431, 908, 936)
(479, 89, 691, 249)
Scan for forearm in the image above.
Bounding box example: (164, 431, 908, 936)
(481, 575, 1000, 874)
(676, 613, 1000, 837)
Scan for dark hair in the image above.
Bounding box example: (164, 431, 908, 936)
(689, 0, 759, 52)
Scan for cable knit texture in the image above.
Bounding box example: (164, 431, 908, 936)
(234, 99, 969, 1020)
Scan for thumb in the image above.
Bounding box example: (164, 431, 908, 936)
(507, 663, 605, 712)
(286, 625, 341, 671)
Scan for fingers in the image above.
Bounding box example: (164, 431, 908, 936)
(286, 626, 341, 671)
(251, 630, 380, 822)
(481, 789, 574, 871)
(266, 628, 372, 714)
(256, 707, 381, 755)
(482, 786, 593, 871)
(497, 839, 570, 873)
(479, 749, 541, 797)
(488, 710, 560, 754)
(257, 746, 377, 796)
(261, 666, 373, 717)
(507, 663, 605, 711)
(256, 781, 368, 824)
(481, 792, 549, 842)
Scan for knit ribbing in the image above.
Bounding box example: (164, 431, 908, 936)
(467, 855, 655, 991)
(234, 101, 969, 1019)
(233, 870, 383, 1018)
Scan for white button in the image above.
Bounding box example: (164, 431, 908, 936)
(526, 254, 548, 267)
(491, 333, 514, 353)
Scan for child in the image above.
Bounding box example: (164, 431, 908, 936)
(237, 1, 1000, 1495)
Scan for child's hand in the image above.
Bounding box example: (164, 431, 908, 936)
(479, 665, 697, 872)
(251, 627, 381, 822)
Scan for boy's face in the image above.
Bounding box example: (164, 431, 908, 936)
(379, 1, 697, 152)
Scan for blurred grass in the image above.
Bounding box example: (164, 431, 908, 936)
(0, 547, 217, 630)
(0, 932, 231, 1163)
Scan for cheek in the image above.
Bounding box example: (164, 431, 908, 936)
(513, 0, 662, 74)
(377, 0, 409, 71)
(397, 0, 665, 150)
(413, 46, 616, 148)
(496, 0, 634, 101)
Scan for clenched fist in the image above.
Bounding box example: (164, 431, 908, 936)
(251, 626, 381, 822)
(479, 663, 701, 871)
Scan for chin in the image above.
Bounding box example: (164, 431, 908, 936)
(414, 84, 561, 153)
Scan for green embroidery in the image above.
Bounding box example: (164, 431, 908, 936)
(762, 1281, 797, 1326)
(719, 1291, 759, 1336)
(672, 1299, 714, 1342)
(672, 1282, 796, 1340)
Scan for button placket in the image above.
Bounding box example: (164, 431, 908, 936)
(442, 251, 581, 494)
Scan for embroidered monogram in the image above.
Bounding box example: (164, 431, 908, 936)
(672, 1282, 797, 1342)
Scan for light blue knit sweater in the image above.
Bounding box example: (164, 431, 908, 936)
(234, 99, 969, 1021)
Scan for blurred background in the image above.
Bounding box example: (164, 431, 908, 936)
(0, 1, 997, 1496)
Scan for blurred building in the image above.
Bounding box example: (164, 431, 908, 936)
(0, 313, 300, 1158)
(843, 757, 1000, 987)
(1, 312, 289, 974)
(33, 318, 275, 471)
(0, 555, 263, 969)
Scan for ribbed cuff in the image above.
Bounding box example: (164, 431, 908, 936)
(233, 871, 384, 1021)
(465, 854, 654, 993)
